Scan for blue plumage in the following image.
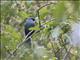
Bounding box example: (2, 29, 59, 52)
(24, 18, 35, 46)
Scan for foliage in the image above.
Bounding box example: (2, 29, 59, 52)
(1, 1, 80, 60)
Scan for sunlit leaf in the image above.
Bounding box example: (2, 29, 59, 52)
(52, 2, 66, 19)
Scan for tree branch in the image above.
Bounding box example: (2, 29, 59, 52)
(36, 2, 57, 27)
(62, 46, 73, 60)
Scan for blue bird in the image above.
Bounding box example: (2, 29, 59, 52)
(24, 17, 35, 46)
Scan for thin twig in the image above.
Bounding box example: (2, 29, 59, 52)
(37, 2, 56, 11)
(36, 2, 56, 27)
(3, 46, 12, 55)
(6, 31, 37, 59)
(62, 46, 73, 60)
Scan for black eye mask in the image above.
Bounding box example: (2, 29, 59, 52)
(31, 18, 35, 21)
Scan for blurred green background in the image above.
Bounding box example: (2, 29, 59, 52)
(0, 0, 80, 60)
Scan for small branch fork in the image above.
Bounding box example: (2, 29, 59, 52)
(36, 2, 57, 27)
(6, 31, 37, 59)
(6, 2, 57, 59)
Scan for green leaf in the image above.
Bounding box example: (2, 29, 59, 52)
(29, 26, 40, 31)
(52, 57, 57, 60)
(39, 7, 48, 20)
(18, 11, 31, 20)
(45, 20, 59, 27)
(52, 2, 66, 19)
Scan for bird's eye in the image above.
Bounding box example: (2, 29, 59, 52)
(31, 18, 35, 21)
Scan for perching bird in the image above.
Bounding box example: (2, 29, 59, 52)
(24, 17, 36, 46)
(24, 17, 46, 46)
